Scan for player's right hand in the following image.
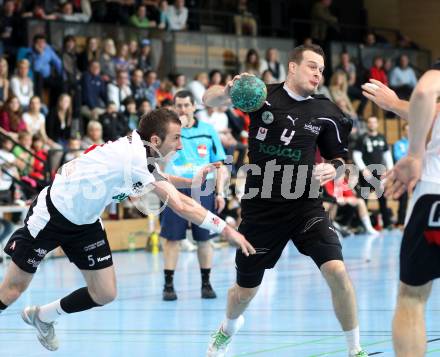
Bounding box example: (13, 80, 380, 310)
(224, 72, 254, 96)
(361, 79, 399, 112)
(384, 155, 422, 199)
(222, 225, 256, 256)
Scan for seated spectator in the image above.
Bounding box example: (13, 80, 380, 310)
(209, 69, 223, 87)
(389, 54, 417, 99)
(61, 35, 81, 110)
(159, 98, 173, 110)
(259, 48, 286, 82)
(369, 56, 388, 85)
(20, 34, 62, 100)
(78, 36, 100, 72)
(131, 68, 148, 105)
(234, 0, 257, 36)
(130, 4, 157, 28)
(168, 0, 188, 31)
(122, 97, 138, 132)
(10, 59, 34, 109)
(329, 71, 357, 119)
(145, 70, 161, 108)
(397, 33, 419, 50)
(99, 101, 128, 141)
(187, 72, 208, 110)
(0, 136, 22, 203)
(171, 73, 186, 95)
(315, 75, 332, 100)
(99, 38, 117, 82)
(158, 0, 170, 30)
(325, 173, 379, 235)
(156, 79, 173, 106)
(138, 98, 152, 116)
(242, 49, 261, 76)
(363, 32, 376, 47)
(0, 96, 26, 139)
(261, 69, 275, 84)
(310, 0, 339, 44)
(138, 39, 153, 72)
(23, 96, 47, 138)
(80, 60, 107, 121)
(57, 0, 91, 22)
(107, 70, 132, 112)
(30, 134, 48, 183)
(21, 3, 57, 20)
(128, 40, 139, 71)
(113, 43, 130, 73)
(61, 137, 83, 164)
(46, 94, 73, 147)
(12, 131, 33, 177)
(0, 58, 10, 106)
(81, 120, 104, 149)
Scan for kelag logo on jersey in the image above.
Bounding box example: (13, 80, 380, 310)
(197, 144, 208, 157)
(258, 143, 302, 161)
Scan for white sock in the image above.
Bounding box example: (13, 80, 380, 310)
(222, 316, 242, 336)
(38, 299, 67, 323)
(361, 215, 375, 231)
(345, 326, 361, 355)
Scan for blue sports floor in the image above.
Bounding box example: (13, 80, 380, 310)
(1, 230, 440, 356)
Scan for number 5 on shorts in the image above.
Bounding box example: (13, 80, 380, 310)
(88, 255, 95, 267)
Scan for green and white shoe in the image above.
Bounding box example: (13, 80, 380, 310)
(351, 350, 368, 357)
(206, 315, 244, 357)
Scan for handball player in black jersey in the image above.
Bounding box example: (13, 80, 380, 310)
(204, 44, 367, 357)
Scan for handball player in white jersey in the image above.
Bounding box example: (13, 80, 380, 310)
(364, 67, 440, 356)
(0, 108, 255, 351)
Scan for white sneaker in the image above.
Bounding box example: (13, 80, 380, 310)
(22, 306, 59, 351)
(180, 238, 197, 252)
(207, 315, 244, 357)
(366, 228, 380, 236)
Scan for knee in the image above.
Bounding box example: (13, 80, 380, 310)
(1, 281, 28, 303)
(89, 285, 117, 306)
(322, 262, 351, 287)
(230, 285, 258, 304)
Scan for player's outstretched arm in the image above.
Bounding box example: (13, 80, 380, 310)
(151, 180, 256, 256)
(203, 72, 253, 108)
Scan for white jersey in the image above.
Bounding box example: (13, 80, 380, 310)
(421, 113, 440, 184)
(51, 130, 155, 225)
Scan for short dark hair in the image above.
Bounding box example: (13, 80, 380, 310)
(33, 34, 46, 44)
(173, 90, 194, 105)
(138, 108, 181, 142)
(288, 44, 325, 64)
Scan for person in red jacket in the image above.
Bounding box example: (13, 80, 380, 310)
(325, 173, 379, 235)
(369, 56, 388, 86)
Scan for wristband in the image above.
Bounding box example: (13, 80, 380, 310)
(330, 159, 345, 179)
(200, 211, 227, 234)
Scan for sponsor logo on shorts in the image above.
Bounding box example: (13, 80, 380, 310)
(428, 201, 440, 227)
(27, 258, 40, 268)
(97, 255, 111, 263)
(258, 143, 302, 162)
(33, 248, 47, 258)
(304, 123, 321, 135)
(84, 240, 106, 252)
(9, 241, 16, 251)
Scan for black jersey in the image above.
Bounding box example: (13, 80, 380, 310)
(355, 133, 389, 166)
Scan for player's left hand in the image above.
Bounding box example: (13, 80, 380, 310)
(384, 155, 422, 199)
(192, 164, 216, 188)
(313, 163, 336, 186)
(215, 195, 226, 213)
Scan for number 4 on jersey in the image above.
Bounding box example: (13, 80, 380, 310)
(280, 129, 295, 145)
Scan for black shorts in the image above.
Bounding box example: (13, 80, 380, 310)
(400, 182, 440, 286)
(4, 186, 113, 274)
(236, 200, 342, 288)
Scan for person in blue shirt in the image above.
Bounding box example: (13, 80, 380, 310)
(160, 90, 227, 301)
(21, 34, 62, 102)
(393, 123, 409, 227)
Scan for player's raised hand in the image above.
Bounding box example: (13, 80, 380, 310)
(313, 163, 336, 186)
(224, 72, 254, 96)
(222, 225, 256, 256)
(384, 155, 422, 199)
(361, 79, 399, 112)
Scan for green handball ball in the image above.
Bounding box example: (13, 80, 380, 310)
(230, 75, 267, 112)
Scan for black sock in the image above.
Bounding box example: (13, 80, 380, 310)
(0, 299, 7, 312)
(164, 269, 174, 286)
(60, 287, 101, 314)
(201, 268, 211, 285)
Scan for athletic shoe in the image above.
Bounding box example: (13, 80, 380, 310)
(350, 350, 368, 357)
(163, 285, 177, 301)
(201, 283, 217, 299)
(180, 238, 197, 252)
(207, 315, 244, 357)
(22, 306, 59, 351)
(366, 228, 380, 236)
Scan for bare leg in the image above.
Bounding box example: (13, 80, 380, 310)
(197, 240, 213, 269)
(321, 260, 358, 330)
(0, 261, 34, 306)
(226, 284, 259, 319)
(393, 281, 432, 357)
(163, 239, 180, 270)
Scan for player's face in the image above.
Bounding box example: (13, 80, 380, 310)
(174, 96, 195, 120)
(290, 50, 324, 96)
(367, 117, 378, 132)
(158, 122, 183, 157)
